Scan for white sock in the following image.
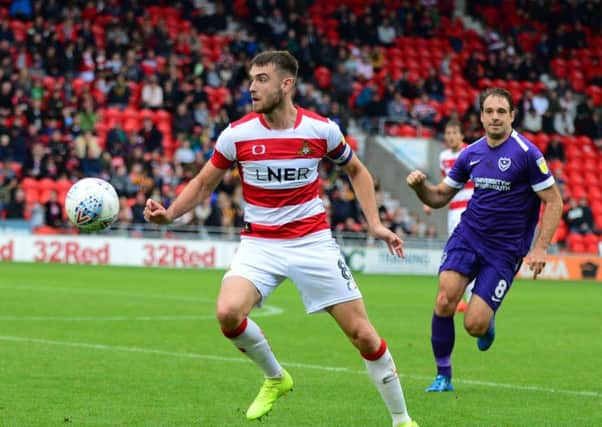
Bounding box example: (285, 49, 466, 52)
(363, 339, 411, 426)
(465, 279, 475, 302)
(223, 317, 282, 378)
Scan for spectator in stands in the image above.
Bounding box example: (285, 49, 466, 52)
(44, 190, 63, 228)
(5, 188, 25, 219)
(545, 137, 566, 162)
(563, 196, 595, 234)
(387, 92, 409, 123)
(111, 164, 137, 198)
(377, 17, 397, 46)
(574, 97, 597, 138)
(423, 67, 445, 102)
(106, 74, 131, 109)
(192, 101, 211, 128)
(172, 102, 195, 137)
(138, 118, 163, 155)
(141, 75, 163, 110)
(117, 196, 133, 226)
(78, 98, 98, 133)
(411, 93, 437, 127)
(554, 108, 575, 135)
(131, 191, 147, 224)
(105, 122, 128, 158)
(522, 107, 542, 133)
(173, 134, 196, 167)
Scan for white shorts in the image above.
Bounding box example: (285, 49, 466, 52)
(223, 230, 362, 314)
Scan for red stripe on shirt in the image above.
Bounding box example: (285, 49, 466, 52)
(242, 212, 329, 238)
(236, 138, 327, 161)
(449, 200, 469, 210)
(242, 180, 319, 208)
(211, 149, 234, 169)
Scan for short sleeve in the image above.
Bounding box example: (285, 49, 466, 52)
(527, 147, 555, 192)
(325, 120, 353, 165)
(210, 126, 236, 169)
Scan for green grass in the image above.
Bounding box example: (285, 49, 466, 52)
(0, 262, 600, 426)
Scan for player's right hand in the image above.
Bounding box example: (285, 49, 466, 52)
(144, 199, 172, 225)
(406, 170, 427, 189)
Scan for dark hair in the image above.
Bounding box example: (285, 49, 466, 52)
(250, 50, 298, 78)
(479, 87, 514, 112)
(445, 119, 462, 131)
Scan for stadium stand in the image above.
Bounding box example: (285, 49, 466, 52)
(0, 0, 600, 252)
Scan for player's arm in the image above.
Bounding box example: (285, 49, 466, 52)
(525, 184, 563, 278)
(145, 162, 227, 224)
(342, 155, 404, 257)
(406, 170, 459, 208)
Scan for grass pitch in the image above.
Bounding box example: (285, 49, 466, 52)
(0, 262, 600, 426)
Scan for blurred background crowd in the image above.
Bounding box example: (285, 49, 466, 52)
(0, 0, 600, 252)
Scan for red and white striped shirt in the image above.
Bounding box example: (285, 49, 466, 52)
(439, 144, 474, 211)
(210, 107, 353, 239)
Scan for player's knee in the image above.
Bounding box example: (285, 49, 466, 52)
(348, 325, 379, 353)
(434, 291, 457, 315)
(463, 317, 489, 337)
(215, 303, 244, 330)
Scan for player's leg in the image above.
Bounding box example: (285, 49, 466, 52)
(427, 269, 469, 392)
(287, 237, 418, 427)
(448, 210, 470, 313)
(217, 275, 283, 377)
(216, 239, 291, 420)
(328, 299, 417, 427)
(464, 256, 521, 351)
(463, 293, 495, 351)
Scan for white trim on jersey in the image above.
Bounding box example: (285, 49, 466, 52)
(244, 198, 325, 226)
(532, 175, 555, 192)
(444, 176, 464, 189)
(511, 130, 529, 151)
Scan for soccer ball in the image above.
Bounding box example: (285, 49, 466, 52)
(65, 178, 120, 232)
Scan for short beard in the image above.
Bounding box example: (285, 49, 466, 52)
(253, 90, 284, 114)
(487, 127, 508, 141)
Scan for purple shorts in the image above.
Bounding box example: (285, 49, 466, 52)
(439, 233, 523, 311)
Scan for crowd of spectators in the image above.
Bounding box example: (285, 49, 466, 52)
(0, 0, 600, 247)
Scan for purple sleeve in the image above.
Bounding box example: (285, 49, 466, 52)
(527, 146, 555, 192)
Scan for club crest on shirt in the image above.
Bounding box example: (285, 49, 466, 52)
(297, 141, 313, 156)
(536, 157, 549, 175)
(498, 157, 511, 172)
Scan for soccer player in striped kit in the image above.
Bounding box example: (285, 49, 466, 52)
(438, 120, 474, 313)
(407, 88, 562, 392)
(145, 51, 419, 427)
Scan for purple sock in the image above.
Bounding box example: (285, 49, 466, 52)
(431, 312, 455, 378)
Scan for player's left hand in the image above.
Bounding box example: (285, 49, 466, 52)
(370, 223, 404, 258)
(525, 247, 547, 279)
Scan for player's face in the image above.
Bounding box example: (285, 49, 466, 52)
(444, 125, 463, 150)
(248, 64, 289, 114)
(480, 95, 515, 141)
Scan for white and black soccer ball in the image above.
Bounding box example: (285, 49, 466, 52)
(65, 178, 119, 232)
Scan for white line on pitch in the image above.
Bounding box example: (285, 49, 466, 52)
(0, 335, 599, 399)
(0, 284, 215, 303)
(0, 305, 283, 321)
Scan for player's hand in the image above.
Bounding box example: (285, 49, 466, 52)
(406, 170, 427, 189)
(525, 247, 547, 279)
(422, 204, 433, 215)
(144, 199, 172, 225)
(370, 223, 404, 258)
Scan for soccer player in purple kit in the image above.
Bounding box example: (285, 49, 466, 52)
(406, 88, 563, 392)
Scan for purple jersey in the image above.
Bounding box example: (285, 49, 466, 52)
(444, 130, 554, 257)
